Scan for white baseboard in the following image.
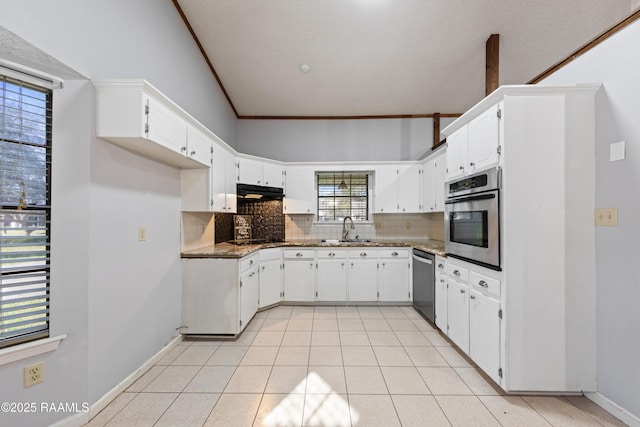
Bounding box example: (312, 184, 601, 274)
(585, 391, 640, 427)
(50, 335, 182, 427)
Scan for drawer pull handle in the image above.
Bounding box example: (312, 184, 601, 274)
(249, 260, 254, 265)
(460, 289, 466, 294)
(329, 252, 335, 257)
(296, 253, 303, 257)
(470, 295, 476, 299)
(391, 252, 398, 256)
(360, 252, 367, 257)
(190, 150, 196, 156)
(453, 270, 460, 276)
(479, 280, 488, 288)
(438, 263, 444, 269)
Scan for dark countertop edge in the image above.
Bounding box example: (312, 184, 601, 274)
(181, 240, 446, 259)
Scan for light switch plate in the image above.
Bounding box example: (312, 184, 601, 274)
(610, 141, 625, 162)
(595, 208, 618, 226)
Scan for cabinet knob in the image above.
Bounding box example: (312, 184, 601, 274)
(438, 264, 444, 269)
(249, 260, 254, 265)
(181, 146, 187, 152)
(190, 150, 196, 156)
(459, 165, 464, 170)
(478, 280, 488, 288)
(360, 252, 367, 257)
(453, 270, 460, 276)
(382, 262, 386, 267)
(469, 162, 475, 167)
(470, 295, 476, 299)
(460, 289, 466, 294)
(391, 252, 398, 256)
(257, 180, 261, 184)
(265, 181, 269, 185)
(296, 253, 303, 257)
(329, 252, 335, 257)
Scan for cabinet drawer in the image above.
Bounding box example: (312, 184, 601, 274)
(317, 249, 347, 259)
(348, 249, 377, 259)
(259, 248, 282, 262)
(470, 271, 501, 298)
(240, 253, 259, 272)
(379, 248, 409, 259)
(283, 249, 315, 259)
(447, 263, 469, 282)
(435, 256, 447, 273)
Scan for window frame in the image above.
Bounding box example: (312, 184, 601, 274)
(0, 74, 53, 350)
(315, 171, 373, 223)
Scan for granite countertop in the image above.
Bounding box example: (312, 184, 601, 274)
(181, 240, 446, 259)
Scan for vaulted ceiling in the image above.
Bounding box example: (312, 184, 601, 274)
(175, 0, 635, 117)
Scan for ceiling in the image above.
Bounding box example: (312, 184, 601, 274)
(175, 0, 635, 118)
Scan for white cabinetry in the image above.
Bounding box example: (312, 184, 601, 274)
(446, 262, 469, 353)
(347, 249, 378, 301)
(284, 166, 315, 214)
(239, 255, 260, 330)
(283, 249, 316, 302)
(374, 165, 421, 213)
(469, 271, 501, 383)
(238, 157, 284, 188)
(421, 150, 447, 212)
(259, 248, 283, 308)
(378, 249, 411, 302)
(434, 256, 448, 331)
(445, 102, 501, 180)
(213, 143, 237, 213)
(94, 79, 211, 169)
(316, 249, 348, 301)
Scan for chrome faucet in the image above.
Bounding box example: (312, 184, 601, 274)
(342, 216, 355, 241)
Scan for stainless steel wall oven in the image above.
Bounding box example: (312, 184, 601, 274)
(445, 168, 501, 270)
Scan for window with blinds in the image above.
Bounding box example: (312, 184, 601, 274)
(317, 172, 369, 221)
(0, 75, 52, 349)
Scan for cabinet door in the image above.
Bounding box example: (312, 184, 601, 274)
(180, 168, 212, 211)
(447, 280, 470, 354)
(240, 265, 259, 331)
(212, 143, 228, 212)
(348, 260, 378, 301)
(186, 125, 213, 167)
(145, 95, 187, 156)
(283, 260, 316, 301)
(284, 166, 315, 214)
(397, 164, 421, 213)
(259, 259, 283, 308)
(435, 273, 448, 332)
(225, 152, 237, 213)
(317, 260, 348, 301)
(374, 165, 398, 213)
(378, 260, 410, 301)
(468, 102, 501, 173)
(263, 163, 284, 188)
(422, 159, 436, 212)
(445, 126, 468, 180)
(470, 290, 501, 383)
(433, 152, 446, 212)
(237, 158, 264, 185)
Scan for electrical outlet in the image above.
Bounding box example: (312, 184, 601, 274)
(138, 227, 147, 241)
(405, 222, 411, 230)
(24, 362, 44, 387)
(595, 208, 618, 226)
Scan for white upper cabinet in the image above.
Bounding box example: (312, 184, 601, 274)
(467, 102, 501, 174)
(397, 165, 422, 213)
(237, 157, 284, 188)
(421, 150, 446, 212)
(374, 164, 421, 214)
(94, 79, 211, 169)
(213, 143, 237, 213)
(374, 165, 398, 213)
(283, 166, 315, 214)
(445, 102, 501, 180)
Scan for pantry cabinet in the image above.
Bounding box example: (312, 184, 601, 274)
(94, 79, 211, 169)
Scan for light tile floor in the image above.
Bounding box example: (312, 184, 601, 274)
(86, 305, 627, 427)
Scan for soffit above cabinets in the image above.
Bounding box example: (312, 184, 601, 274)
(175, 0, 635, 117)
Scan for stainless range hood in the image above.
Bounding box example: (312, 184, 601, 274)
(237, 183, 285, 200)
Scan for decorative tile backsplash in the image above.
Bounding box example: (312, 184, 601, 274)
(214, 212, 234, 243)
(237, 199, 285, 242)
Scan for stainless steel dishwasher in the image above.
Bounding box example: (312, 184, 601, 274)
(412, 248, 435, 323)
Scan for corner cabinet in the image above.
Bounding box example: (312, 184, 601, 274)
(94, 79, 212, 169)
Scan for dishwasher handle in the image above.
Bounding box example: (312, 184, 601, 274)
(412, 255, 433, 265)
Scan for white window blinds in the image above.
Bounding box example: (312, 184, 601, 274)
(0, 75, 52, 348)
(317, 172, 369, 221)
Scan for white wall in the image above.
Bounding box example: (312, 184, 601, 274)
(540, 21, 640, 420)
(237, 117, 456, 162)
(0, 1, 237, 425)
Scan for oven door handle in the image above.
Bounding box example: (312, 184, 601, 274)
(445, 193, 496, 204)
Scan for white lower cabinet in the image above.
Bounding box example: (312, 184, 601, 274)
(378, 249, 411, 302)
(240, 263, 259, 330)
(316, 250, 348, 301)
(348, 249, 378, 301)
(283, 250, 316, 302)
(259, 249, 282, 309)
(434, 256, 448, 331)
(446, 262, 469, 353)
(469, 289, 501, 383)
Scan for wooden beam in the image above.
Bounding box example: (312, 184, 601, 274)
(486, 34, 500, 96)
(432, 113, 441, 148)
